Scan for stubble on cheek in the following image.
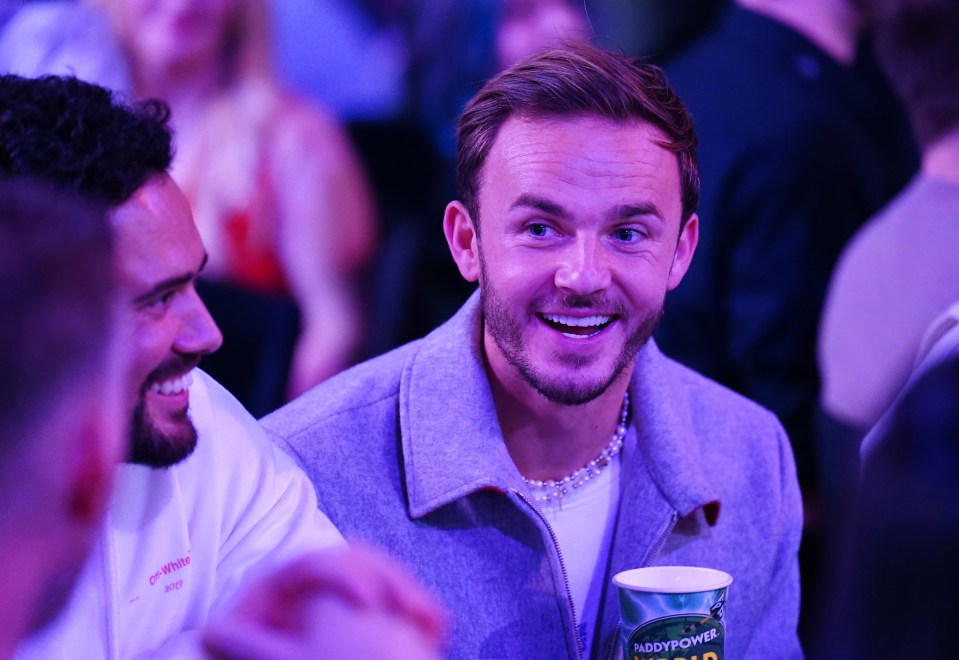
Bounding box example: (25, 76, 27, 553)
(478, 250, 664, 404)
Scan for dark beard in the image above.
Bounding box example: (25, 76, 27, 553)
(127, 397, 198, 468)
(126, 355, 201, 468)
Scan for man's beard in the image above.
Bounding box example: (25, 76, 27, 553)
(480, 256, 661, 406)
(127, 357, 199, 468)
(127, 398, 198, 468)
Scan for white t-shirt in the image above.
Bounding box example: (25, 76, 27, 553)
(539, 451, 622, 655)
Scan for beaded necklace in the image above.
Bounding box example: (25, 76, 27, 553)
(523, 391, 630, 504)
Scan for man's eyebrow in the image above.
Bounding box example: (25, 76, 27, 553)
(510, 196, 665, 224)
(510, 194, 567, 218)
(612, 203, 664, 221)
(133, 253, 209, 305)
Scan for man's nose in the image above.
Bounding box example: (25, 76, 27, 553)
(174, 287, 223, 355)
(554, 236, 611, 296)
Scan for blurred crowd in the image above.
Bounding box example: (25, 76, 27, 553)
(0, 0, 727, 417)
(2, 0, 957, 655)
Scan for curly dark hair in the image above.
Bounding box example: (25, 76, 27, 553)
(0, 75, 173, 206)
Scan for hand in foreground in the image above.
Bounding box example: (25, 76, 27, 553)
(202, 544, 446, 659)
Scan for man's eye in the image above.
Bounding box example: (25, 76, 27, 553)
(614, 228, 640, 242)
(149, 290, 176, 309)
(528, 224, 550, 237)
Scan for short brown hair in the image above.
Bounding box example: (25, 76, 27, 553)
(455, 40, 699, 229)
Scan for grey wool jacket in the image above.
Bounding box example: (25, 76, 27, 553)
(262, 292, 804, 659)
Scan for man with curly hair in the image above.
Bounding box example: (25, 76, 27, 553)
(0, 75, 443, 659)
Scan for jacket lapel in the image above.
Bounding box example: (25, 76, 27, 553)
(399, 293, 524, 518)
(598, 341, 723, 654)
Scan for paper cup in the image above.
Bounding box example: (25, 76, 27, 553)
(613, 566, 732, 660)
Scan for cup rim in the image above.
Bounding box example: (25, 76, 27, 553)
(612, 566, 733, 593)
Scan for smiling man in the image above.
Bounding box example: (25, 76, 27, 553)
(112, 173, 219, 468)
(0, 75, 349, 657)
(263, 42, 804, 659)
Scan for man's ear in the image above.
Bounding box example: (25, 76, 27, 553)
(65, 405, 120, 524)
(443, 201, 480, 282)
(667, 213, 699, 291)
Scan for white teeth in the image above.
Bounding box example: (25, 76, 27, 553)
(149, 370, 194, 395)
(542, 313, 611, 328)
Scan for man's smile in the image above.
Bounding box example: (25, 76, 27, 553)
(539, 312, 616, 338)
(148, 370, 193, 396)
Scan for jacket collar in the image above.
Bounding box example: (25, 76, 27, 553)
(400, 293, 522, 518)
(627, 341, 721, 524)
(400, 291, 720, 523)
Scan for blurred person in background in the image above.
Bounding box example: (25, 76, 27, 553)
(586, 0, 727, 60)
(817, 353, 959, 658)
(98, 0, 378, 412)
(0, 0, 131, 92)
(651, 0, 918, 645)
(268, 1, 596, 361)
(0, 179, 126, 658)
(270, 0, 413, 124)
(654, 0, 917, 498)
(494, 0, 589, 70)
(815, 3, 959, 643)
(267, 0, 496, 360)
(819, 0, 959, 445)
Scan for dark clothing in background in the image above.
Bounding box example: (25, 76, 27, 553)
(654, 4, 917, 485)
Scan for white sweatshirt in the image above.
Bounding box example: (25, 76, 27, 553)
(17, 370, 344, 658)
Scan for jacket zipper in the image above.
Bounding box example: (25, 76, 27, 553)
(603, 511, 679, 660)
(514, 490, 584, 660)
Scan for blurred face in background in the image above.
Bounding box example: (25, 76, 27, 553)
(496, 0, 589, 70)
(104, 0, 239, 75)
